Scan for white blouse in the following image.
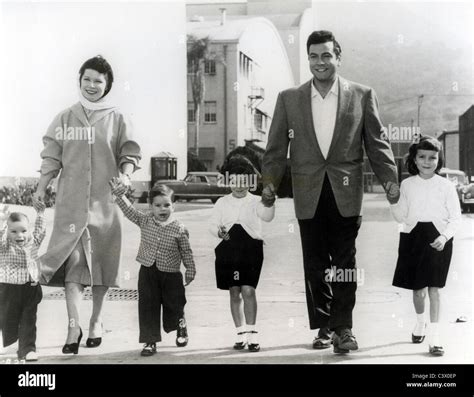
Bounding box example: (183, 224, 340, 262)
(390, 174, 462, 240)
(209, 193, 275, 243)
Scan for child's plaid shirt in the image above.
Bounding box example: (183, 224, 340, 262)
(0, 215, 46, 284)
(115, 196, 196, 279)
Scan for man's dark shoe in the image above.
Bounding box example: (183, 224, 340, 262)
(141, 343, 157, 356)
(333, 328, 358, 352)
(313, 327, 334, 349)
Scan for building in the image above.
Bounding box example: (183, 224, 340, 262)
(187, 0, 314, 85)
(459, 105, 474, 181)
(187, 14, 294, 170)
(437, 130, 459, 170)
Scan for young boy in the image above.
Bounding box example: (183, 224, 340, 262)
(109, 178, 196, 356)
(0, 201, 46, 361)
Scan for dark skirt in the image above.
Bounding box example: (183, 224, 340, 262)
(215, 224, 263, 290)
(393, 222, 453, 290)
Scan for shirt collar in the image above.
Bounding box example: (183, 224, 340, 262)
(152, 215, 175, 226)
(311, 76, 339, 99)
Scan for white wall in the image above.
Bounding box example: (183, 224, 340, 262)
(0, 1, 188, 180)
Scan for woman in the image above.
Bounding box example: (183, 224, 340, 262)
(34, 55, 141, 354)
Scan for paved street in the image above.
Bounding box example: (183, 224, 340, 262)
(1, 195, 473, 364)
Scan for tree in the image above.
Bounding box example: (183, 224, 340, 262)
(187, 35, 211, 158)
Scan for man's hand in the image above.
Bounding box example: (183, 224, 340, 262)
(218, 225, 230, 240)
(261, 183, 276, 207)
(430, 235, 447, 251)
(109, 177, 128, 197)
(184, 271, 194, 286)
(385, 181, 400, 204)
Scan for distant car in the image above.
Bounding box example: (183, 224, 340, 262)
(154, 172, 231, 203)
(438, 168, 473, 213)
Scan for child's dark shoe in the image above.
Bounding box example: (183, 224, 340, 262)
(429, 345, 444, 356)
(141, 343, 157, 356)
(176, 318, 188, 347)
(233, 341, 247, 350)
(248, 343, 260, 352)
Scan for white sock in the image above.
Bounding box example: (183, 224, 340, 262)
(429, 322, 441, 346)
(236, 325, 246, 343)
(246, 324, 258, 344)
(413, 313, 426, 335)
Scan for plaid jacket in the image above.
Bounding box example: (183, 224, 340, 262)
(115, 197, 196, 278)
(0, 215, 46, 284)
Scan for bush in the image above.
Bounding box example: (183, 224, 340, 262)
(0, 180, 56, 207)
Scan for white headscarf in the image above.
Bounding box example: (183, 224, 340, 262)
(77, 81, 115, 111)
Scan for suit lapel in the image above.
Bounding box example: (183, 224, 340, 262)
(326, 76, 352, 160)
(300, 80, 325, 159)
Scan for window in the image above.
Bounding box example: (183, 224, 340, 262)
(254, 112, 263, 130)
(204, 101, 217, 123)
(188, 102, 195, 123)
(204, 59, 216, 74)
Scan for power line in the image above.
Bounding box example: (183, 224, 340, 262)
(380, 94, 474, 106)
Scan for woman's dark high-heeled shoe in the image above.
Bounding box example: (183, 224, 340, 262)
(62, 328, 83, 355)
(86, 323, 103, 348)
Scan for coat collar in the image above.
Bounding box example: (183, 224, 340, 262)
(70, 102, 116, 127)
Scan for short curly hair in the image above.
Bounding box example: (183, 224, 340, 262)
(79, 55, 114, 97)
(405, 136, 444, 175)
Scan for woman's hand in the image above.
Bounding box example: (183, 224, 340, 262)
(119, 173, 131, 187)
(33, 200, 46, 214)
(109, 177, 128, 197)
(430, 235, 447, 251)
(218, 225, 230, 240)
(33, 190, 45, 203)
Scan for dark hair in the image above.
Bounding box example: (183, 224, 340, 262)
(79, 55, 114, 97)
(220, 154, 259, 177)
(306, 30, 342, 58)
(405, 136, 444, 175)
(8, 212, 29, 223)
(149, 184, 174, 203)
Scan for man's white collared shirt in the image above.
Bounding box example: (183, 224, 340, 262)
(311, 78, 339, 159)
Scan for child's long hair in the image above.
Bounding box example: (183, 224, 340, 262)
(405, 136, 444, 175)
(220, 154, 260, 177)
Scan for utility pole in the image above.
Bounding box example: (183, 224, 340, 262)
(417, 95, 424, 128)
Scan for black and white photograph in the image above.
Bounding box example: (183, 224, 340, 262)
(0, 0, 473, 394)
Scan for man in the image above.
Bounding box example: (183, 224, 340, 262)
(262, 31, 400, 353)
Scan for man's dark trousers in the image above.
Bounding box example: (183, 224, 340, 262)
(298, 174, 362, 331)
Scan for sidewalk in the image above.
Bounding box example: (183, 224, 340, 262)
(1, 196, 472, 364)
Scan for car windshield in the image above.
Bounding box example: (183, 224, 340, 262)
(440, 171, 467, 185)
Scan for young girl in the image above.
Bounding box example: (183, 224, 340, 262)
(390, 136, 461, 356)
(210, 156, 275, 352)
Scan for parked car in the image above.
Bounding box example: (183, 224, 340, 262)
(154, 172, 231, 203)
(438, 168, 474, 213)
